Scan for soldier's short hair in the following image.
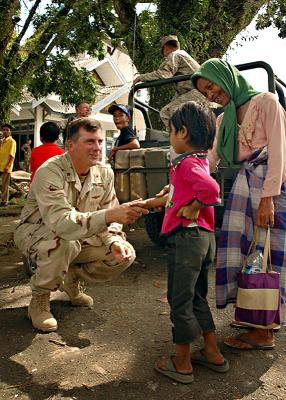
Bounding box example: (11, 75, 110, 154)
(66, 118, 101, 142)
(75, 100, 90, 109)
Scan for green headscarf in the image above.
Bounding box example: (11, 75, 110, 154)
(191, 58, 260, 167)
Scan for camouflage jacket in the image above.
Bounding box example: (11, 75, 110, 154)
(137, 49, 200, 95)
(17, 153, 125, 248)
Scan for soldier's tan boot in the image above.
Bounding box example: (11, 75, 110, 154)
(28, 293, 57, 332)
(61, 267, 93, 308)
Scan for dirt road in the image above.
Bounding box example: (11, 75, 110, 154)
(0, 213, 285, 400)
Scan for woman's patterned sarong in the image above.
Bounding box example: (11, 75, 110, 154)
(216, 148, 286, 324)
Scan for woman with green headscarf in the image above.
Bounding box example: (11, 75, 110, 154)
(191, 58, 286, 350)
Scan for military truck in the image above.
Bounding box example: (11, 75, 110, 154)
(113, 61, 286, 245)
(23, 61, 286, 275)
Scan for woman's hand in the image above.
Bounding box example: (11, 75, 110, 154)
(256, 197, 274, 228)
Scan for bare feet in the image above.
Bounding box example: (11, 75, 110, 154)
(224, 329, 274, 350)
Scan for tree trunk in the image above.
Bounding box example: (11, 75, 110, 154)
(112, 0, 270, 128)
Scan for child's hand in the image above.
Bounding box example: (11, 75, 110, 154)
(177, 200, 201, 222)
(133, 199, 150, 209)
(108, 148, 118, 162)
(138, 196, 168, 209)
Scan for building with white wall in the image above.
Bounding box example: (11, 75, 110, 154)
(10, 42, 148, 165)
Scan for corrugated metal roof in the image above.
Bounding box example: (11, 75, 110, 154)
(95, 85, 121, 103)
(44, 99, 74, 114)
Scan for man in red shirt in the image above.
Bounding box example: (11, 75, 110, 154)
(30, 122, 64, 183)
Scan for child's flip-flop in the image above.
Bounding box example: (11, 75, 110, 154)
(154, 356, 194, 384)
(191, 350, 229, 373)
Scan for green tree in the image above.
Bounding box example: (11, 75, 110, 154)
(1, 0, 285, 125)
(112, 0, 286, 127)
(0, 0, 114, 122)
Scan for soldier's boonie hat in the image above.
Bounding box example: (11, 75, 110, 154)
(161, 35, 179, 48)
(108, 104, 131, 117)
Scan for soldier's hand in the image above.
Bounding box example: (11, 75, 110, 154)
(105, 201, 149, 225)
(110, 242, 133, 262)
(133, 76, 141, 85)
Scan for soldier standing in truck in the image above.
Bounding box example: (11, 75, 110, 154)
(133, 35, 208, 130)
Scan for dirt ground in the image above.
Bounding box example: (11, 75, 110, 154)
(0, 211, 286, 400)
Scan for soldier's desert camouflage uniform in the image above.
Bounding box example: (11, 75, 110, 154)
(136, 49, 208, 129)
(14, 153, 135, 294)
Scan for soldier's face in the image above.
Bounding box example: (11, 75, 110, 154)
(68, 127, 104, 168)
(76, 103, 91, 117)
(196, 77, 230, 107)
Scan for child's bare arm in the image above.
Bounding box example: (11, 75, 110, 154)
(176, 199, 201, 222)
(140, 194, 168, 209)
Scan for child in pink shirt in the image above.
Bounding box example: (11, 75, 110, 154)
(142, 101, 228, 383)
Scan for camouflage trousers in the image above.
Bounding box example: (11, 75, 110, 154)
(14, 223, 135, 294)
(24, 157, 30, 173)
(160, 89, 209, 129)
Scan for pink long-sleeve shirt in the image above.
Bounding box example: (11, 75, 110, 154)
(208, 93, 286, 198)
(161, 154, 221, 235)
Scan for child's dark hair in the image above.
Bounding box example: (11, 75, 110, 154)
(40, 122, 61, 143)
(170, 101, 216, 151)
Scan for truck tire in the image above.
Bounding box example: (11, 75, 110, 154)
(22, 255, 37, 276)
(144, 211, 166, 247)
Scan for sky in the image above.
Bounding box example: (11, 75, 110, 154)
(226, 21, 286, 94)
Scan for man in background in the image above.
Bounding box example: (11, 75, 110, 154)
(30, 122, 65, 183)
(75, 101, 91, 118)
(21, 138, 32, 172)
(62, 101, 91, 146)
(0, 123, 16, 206)
(107, 104, 140, 162)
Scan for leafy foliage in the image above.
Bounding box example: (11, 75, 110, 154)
(112, 0, 285, 127)
(0, 0, 112, 122)
(28, 54, 98, 104)
(0, 0, 285, 124)
(256, 0, 286, 38)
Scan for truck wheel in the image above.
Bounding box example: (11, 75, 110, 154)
(22, 255, 37, 276)
(144, 212, 166, 247)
